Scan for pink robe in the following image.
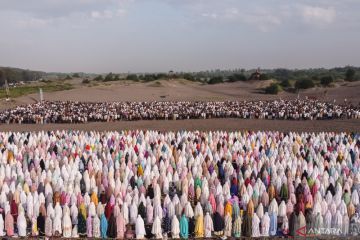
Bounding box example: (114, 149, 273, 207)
(116, 214, 125, 238)
(5, 213, 14, 237)
(87, 216, 93, 237)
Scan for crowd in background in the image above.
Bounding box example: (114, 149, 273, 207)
(0, 130, 359, 238)
(0, 100, 359, 124)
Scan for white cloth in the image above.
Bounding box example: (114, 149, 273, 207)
(135, 215, 146, 239)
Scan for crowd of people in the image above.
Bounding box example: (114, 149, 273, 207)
(0, 129, 359, 238)
(0, 100, 359, 124)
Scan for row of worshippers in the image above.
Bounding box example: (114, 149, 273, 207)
(0, 130, 359, 238)
(1, 99, 359, 124)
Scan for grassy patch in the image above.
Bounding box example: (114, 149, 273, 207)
(0, 83, 73, 99)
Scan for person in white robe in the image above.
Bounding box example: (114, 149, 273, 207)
(261, 212, 270, 236)
(62, 206, 72, 238)
(93, 215, 101, 238)
(204, 212, 213, 238)
(135, 215, 146, 239)
(171, 215, 180, 238)
(17, 206, 27, 237)
(152, 216, 163, 238)
(0, 214, 4, 237)
(252, 213, 261, 237)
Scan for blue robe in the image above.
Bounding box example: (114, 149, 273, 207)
(180, 215, 189, 239)
(269, 213, 277, 236)
(100, 214, 108, 238)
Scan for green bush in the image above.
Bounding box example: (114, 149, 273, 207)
(208, 76, 224, 84)
(320, 75, 334, 86)
(94, 75, 103, 81)
(126, 74, 138, 81)
(280, 79, 291, 88)
(265, 83, 281, 94)
(295, 79, 315, 89)
(345, 68, 356, 81)
(259, 73, 270, 80)
(228, 74, 247, 82)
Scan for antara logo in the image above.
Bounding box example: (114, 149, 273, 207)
(295, 226, 342, 237)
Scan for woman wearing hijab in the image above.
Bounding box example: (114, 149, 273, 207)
(204, 212, 213, 238)
(213, 210, 224, 236)
(5, 208, 14, 237)
(78, 210, 87, 237)
(62, 207, 72, 238)
(261, 212, 270, 236)
(135, 214, 146, 239)
(171, 215, 180, 238)
(45, 214, 53, 238)
(17, 206, 27, 237)
(152, 215, 163, 238)
(87, 215, 93, 238)
(162, 211, 171, 237)
(194, 212, 204, 237)
(107, 212, 117, 238)
(180, 213, 189, 239)
(116, 211, 125, 239)
(242, 199, 254, 237)
(224, 212, 232, 237)
(100, 213, 108, 238)
(0, 213, 5, 237)
(92, 214, 101, 238)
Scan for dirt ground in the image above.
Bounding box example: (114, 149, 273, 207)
(0, 79, 359, 134)
(1, 79, 359, 111)
(1, 118, 359, 133)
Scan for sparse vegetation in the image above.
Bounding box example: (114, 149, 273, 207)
(94, 75, 103, 81)
(103, 72, 114, 82)
(82, 79, 90, 84)
(126, 74, 138, 81)
(279, 79, 291, 88)
(295, 79, 315, 89)
(208, 76, 224, 84)
(64, 75, 72, 80)
(0, 83, 73, 99)
(265, 83, 281, 94)
(228, 74, 247, 82)
(345, 67, 357, 82)
(320, 75, 334, 86)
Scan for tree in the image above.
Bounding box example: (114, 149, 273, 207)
(64, 75, 72, 80)
(208, 76, 224, 84)
(0, 69, 5, 86)
(295, 79, 315, 89)
(22, 70, 32, 82)
(280, 79, 291, 88)
(259, 73, 270, 80)
(183, 73, 195, 81)
(72, 73, 80, 78)
(104, 72, 114, 82)
(126, 74, 138, 81)
(228, 74, 246, 82)
(94, 75, 103, 81)
(320, 75, 334, 86)
(265, 83, 281, 94)
(113, 75, 120, 81)
(345, 68, 356, 81)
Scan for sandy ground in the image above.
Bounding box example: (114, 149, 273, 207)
(0, 79, 359, 134)
(1, 80, 359, 111)
(1, 119, 359, 133)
